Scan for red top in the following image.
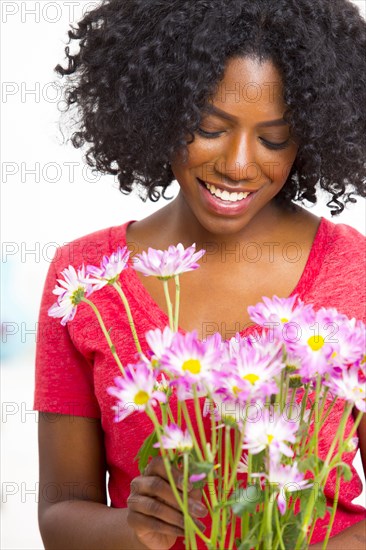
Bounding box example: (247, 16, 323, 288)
(34, 216, 366, 547)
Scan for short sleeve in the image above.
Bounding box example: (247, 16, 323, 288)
(33, 253, 101, 418)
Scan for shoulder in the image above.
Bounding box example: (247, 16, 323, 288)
(312, 218, 365, 322)
(322, 218, 365, 265)
(50, 221, 134, 274)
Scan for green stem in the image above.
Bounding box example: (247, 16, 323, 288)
(342, 409, 364, 448)
(228, 514, 237, 550)
(166, 403, 176, 424)
(202, 489, 213, 517)
(295, 402, 353, 550)
(162, 279, 174, 330)
(240, 452, 252, 542)
(274, 500, 285, 550)
(174, 275, 180, 332)
(209, 398, 218, 459)
(301, 396, 337, 456)
(320, 408, 364, 492)
(177, 400, 182, 428)
(299, 383, 310, 424)
(181, 401, 204, 461)
(183, 453, 197, 550)
(193, 386, 208, 460)
(257, 480, 268, 547)
(321, 466, 341, 550)
(159, 403, 174, 461)
(313, 375, 322, 476)
(321, 402, 353, 479)
(278, 367, 285, 410)
(287, 386, 296, 420)
(81, 297, 125, 375)
(147, 408, 211, 545)
(265, 494, 275, 549)
(208, 473, 220, 548)
(220, 426, 231, 549)
(227, 427, 245, 492)
(113, 282, 142, 355)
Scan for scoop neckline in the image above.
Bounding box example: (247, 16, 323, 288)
(118, 216, 328, 340)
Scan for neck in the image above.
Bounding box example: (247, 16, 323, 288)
(162, 191, 299, 249)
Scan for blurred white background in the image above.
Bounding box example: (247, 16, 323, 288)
(1, 1, 365, 548)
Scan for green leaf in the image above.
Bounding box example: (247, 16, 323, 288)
(299, 487, 317, 512)
(297, 456, 324, 475)
(314, 489, 327, 519)
(339, 462, 353, 482)
(134, 431, 159, 474)
(299, 486, 326, 521)
(189, 460, 214, 475)
(231, 485, 264, 516)
(298, 456, 316, 474)
(237, 536, 259, 550)
(236, 524, 260, 550)
(282, 518, 302, 549)
(251, 450, 265, 473)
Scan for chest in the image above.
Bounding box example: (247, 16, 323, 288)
(133, 249, 308, 340)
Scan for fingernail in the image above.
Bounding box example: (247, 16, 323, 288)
(194, 519, 206, 531)
(178, 476, 193, 491)
(189, 500, 208, 517)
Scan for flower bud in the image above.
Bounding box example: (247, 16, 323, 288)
(344, 437, 358, 453)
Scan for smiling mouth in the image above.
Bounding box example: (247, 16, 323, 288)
(197, 178, 252, 203)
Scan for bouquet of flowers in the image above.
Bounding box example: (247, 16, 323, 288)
(49, 243, 365, 550)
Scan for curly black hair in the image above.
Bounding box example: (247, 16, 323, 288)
(56, 0, 366, 214)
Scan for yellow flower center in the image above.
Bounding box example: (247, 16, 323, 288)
(243, 373, 260, 385)
(182, 359, 201, 375)
(330, 351, 337, 359)
(134, 390, 149, 405)
(267, 434, 274, 444)
(281, 317, 289, 324)
(232, 385, 241, 396)
(307, 335, 325, 351)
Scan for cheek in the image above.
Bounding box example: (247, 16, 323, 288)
(183, 139, 220, 168)
(272, 146, 298, 183)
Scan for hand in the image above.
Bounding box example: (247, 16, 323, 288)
(127, 456, 208, 550)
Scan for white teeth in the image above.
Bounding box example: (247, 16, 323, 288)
(204, 182, 250, 202)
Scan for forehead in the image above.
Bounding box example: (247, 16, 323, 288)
(206, 57, 286, 120)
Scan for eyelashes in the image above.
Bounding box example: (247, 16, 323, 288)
(196, 128, 291, 151)
(259, 137, 291, 151)
(196, 128, 223, 139)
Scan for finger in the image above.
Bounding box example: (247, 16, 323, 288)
(127, 509, 185, 539)
(128, 498, 206, 533)
(131, 475, 182, 512)
(144, 456, 188, 490)
(130, 476, 208, 518)
(190, 487, 204, 500)
(128, 494, 186, 530)
(186, 487, 208, 516)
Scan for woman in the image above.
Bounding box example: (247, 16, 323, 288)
(34, 0, 366, 548)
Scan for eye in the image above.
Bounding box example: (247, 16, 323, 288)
(259, 137, 291, 150)
(196, 128, 224, 139)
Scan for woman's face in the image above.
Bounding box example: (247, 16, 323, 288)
(170, 56, 299, 236)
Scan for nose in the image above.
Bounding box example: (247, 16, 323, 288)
(214, 132, 259, 184)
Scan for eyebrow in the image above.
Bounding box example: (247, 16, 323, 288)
(202, 104, 288, 127)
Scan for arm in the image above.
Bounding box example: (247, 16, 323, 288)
(310, 410, 366, 549)
(38, 413, 206, 550)
(38, 412, 147, 550)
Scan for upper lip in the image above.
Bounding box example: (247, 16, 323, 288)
(197, 178, 258, 194)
